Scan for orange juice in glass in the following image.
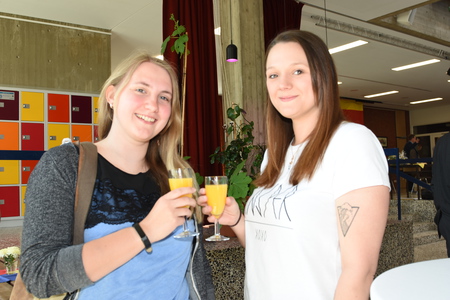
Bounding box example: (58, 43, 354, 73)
(168, 168, 199, 238)
(205, 176, 230, 242)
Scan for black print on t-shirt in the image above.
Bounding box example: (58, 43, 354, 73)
(246, 184, 298, 222)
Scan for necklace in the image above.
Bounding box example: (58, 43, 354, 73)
(288, 143, 302, 170)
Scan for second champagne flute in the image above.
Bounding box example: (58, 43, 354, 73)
(205, 176, 230, 242)
(168, 168, 199, 238)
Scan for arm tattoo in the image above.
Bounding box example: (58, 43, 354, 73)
(337, 202, 359, 237)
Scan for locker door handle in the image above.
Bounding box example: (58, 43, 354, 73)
(72, 107, 80, 112)
(0, 200, 4, 205)
(49, 136, 57, 140)
(23, 167, 31, 172)
(49, 105, 57, 110)
(0, 102, 4, 107)
(73, 136, 80, 141)
(94, 108, 99, 112)
(0, 134, 4, 140)
(22, 135, 31, 140)
(23, 104, 30, 108)
(0, 167, 4, 172)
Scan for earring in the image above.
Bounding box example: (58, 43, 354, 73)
(109, 103, 113, 109)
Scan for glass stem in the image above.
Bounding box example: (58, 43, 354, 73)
(183, 217, 188, 232)
(214, 220, 220, 236)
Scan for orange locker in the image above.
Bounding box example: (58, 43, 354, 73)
(0, 186, 20, 217)
(21, 160, 39, 184)
(21, 122, 45, 150)
(48, 93, 70, 123)
(21, 91, 44, 122)
(0, 122, 19, 150)
(47, 123, 70, 149)
(0, 160, 20, 185)
(71, 124, 92, 142)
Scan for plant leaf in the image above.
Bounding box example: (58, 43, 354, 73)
(161, 35, 171, 55)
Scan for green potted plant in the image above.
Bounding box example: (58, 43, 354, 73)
(210, 104, 265, 212)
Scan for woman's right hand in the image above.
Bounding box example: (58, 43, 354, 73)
(197, 188, 241, 226)
(140, 187, 197, 243)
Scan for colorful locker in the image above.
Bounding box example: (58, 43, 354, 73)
(93, 96, 99, 124)
(48, 93, 70, 123)
(21, 91, 44, 122)
(21, 160, 39, 184)
(21, 186, 27, 216)
(71, 124, 92, 142)
(0, 90, 19, 121)
(47, 124, 70, 149)
(0, 160, 20, 185)
(0, 186, 20, 217)
(71, 95, 92, 124)
(0, 122, 19, 150)
(21, 123, 45, 150)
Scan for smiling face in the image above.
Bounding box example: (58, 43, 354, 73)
(266, 41, 320, 127)
(107, 61, 173, 144)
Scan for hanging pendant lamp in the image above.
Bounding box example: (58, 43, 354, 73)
(226, 0, 238, 62)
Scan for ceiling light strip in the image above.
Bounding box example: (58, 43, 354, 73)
(364, 91, 399, 98)
(311, 15, 450, 61)
(392, 59, 440, 71)
(410, 98, 443, 104)
(329, 40, 368, 54)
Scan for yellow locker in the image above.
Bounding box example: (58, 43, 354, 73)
(21, 186, 27, 216)
(0, 160, 20, 185)
(48, 124, 70, 149)
(93, 97, 99, 124)
(21, 91, 45, 122)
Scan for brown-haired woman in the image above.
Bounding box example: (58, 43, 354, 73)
(199, 30, 390, 299)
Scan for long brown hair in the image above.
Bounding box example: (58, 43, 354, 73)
(97, 51, 202, 220)
(254, 30, 345, 187)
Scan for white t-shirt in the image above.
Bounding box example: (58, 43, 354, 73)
(244, 122, 390, 299)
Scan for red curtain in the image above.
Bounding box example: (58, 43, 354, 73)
(263, 0, 304, 49)
(163, 0, 223, 178)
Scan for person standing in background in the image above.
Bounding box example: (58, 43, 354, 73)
(432, 132, 450, 257)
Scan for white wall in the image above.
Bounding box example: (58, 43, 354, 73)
(110, 0, 162, 71)
(410, 104, 450, 128)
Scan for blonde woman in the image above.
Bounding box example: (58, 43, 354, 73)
(21, 51, 214, 299)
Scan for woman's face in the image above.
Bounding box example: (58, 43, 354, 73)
(266, 42, 319, 125)
(109, 61, 173, 144)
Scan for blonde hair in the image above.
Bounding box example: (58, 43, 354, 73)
(97, 50, 202, 221)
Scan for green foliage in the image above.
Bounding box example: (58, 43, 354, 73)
(210, 104, 265, 211)
(161, 14, 190, 57)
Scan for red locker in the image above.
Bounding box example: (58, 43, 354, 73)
(0, 186, 20, 217)
(0, 90, 19, 121)
(22, 160, 39, 184)
(21, 123, 45, 150)
(48, 93, 70, 123)
(71, 95, 92, 124)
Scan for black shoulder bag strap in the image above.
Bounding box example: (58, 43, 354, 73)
(73, 141, 98, 245)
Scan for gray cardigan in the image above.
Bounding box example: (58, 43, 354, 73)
(20, 143, 215, 299)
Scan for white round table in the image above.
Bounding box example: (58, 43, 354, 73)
(370, 258, 450, 300)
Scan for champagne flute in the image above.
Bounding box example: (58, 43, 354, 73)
(205, 176, 230, 242)
(168, 168, 199, 238)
